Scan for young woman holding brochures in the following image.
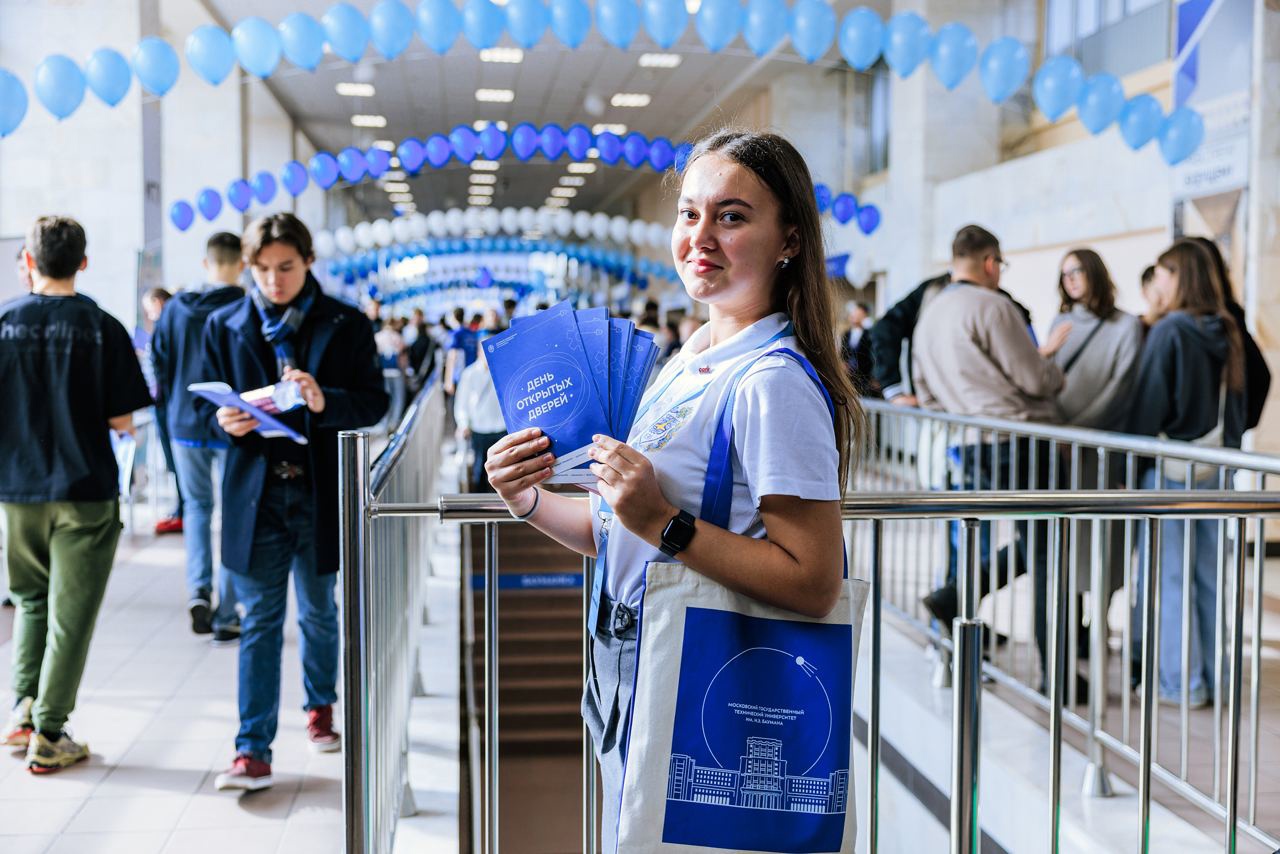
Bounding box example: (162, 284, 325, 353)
(487, 131, 868, 852)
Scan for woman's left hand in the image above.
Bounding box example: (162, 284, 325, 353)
(589, 435, 676, 545)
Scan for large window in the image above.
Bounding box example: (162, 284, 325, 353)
(1045, 0, 1171, 78)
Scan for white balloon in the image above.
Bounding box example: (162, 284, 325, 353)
(334, 226, 357, 255)
(392, 217, 414, 244)
(463, 207, 484, 233)
(628, 219, 647, 245)
(354, 222, 375, 249)
(409, 212, 429, 240)
(518, 206, 537, 232)
(609, 215, 629, 244)
(372, 218, 394, 248)
(573, 210, 592, 239)
(500, 207, 520, 234)
(445, 208, 465, 236)
(554, 209, 574, 237)
(535, 207, 554, 233)
(426, 210, 447, 238)
(314, 230, 336, 258)
(646, 221, 669, 249)
(591, 212, 610, 242)
(481, 207, 501, 234)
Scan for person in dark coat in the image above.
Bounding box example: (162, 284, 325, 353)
(194, 214, 388, 792)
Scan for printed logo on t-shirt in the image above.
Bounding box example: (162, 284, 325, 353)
(635, 404, 694, 453)
(0, 320, 102, 346)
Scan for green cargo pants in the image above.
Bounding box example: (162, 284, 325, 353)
(4, 500, 120, 734)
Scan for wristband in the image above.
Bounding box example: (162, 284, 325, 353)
(512, 488, 541, 521)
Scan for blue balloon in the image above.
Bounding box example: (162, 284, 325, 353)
(1032, 54, 1085, 121)
(648, 137, 675, 171)
(622, 132, 649, 168)
(133, 37, 180, 96)
(506, 0, 551, 48)
(227, 179, 253, 212)
(929, 22, 976, 90)
(696, 0, 743, 52)
(1077, 73, 1125, 135)
(832, 192, 857, 224)
(34, 56, 85, 121)
(463, 0, 506, 49)
(371, 0, 416, 58)
(857, 204, 880, 235)
(596, 132, 623, 165)
(882, 12, 930, 78)
(337, 147, 368, 182)
(279, 13, 327, 70)
(233, 17, 283, 78)
(1119, 94, 1163, 151)
(597, 0, 641, 49)
(838, 7, 882, 71)
(550, 0, 591, 47)
(540, 124, 567, 160)
(281, 161, 309, 196)
(643, 0, 687, 49)
(565, 124, 593, 160)
(170, 201, 195, 232)
(418, 0, 464, 52)
(479, 124, 507, 159)
(743, 0, 788, 56)
(814, 183, 832, 213)
(673, 141, 693, 172)
(310, 152, 341, 188)
(978, 36, 1028, 104)
(0, 70, 28, 137)
(449, 125, 480, 162)
(425, 133, 453, 167)
(185, 26, 236, 86)
(323, 3, 372, 63)
(398, 138, 426, 171)
(252, 171, 277, 204)
(85, 48, 132, 106)
(1159, 107, 1204, 166)
(366, 147, 392, 178)
(791, 0, 836, 63)
(511, 122, 540, 160)
(197, 188, 223, 221)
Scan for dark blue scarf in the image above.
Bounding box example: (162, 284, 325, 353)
(250, 273, 318, 376)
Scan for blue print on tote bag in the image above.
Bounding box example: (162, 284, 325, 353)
(662, 606, 853, 852)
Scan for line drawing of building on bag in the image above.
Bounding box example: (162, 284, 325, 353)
(667, 737, 849, 815)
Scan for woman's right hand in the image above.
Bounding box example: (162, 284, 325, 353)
(485, 427, 556, 514)
(216, 405, 259, 437)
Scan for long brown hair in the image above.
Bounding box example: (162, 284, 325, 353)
(682, 129, 866, 488)
(1154, 240, 1244, 392)
(1057, 247, 1117, 318)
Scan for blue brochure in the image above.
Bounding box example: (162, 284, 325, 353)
(576, 307, 610, 409)
(608, 318, 633, 435)
(187, 382, 309, 444)
(620, 331, 661, 440)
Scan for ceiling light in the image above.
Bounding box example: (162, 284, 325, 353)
(685, 0, 701, 12)
(336, 82, 376, 97)
(397, 204, 417, 212)
(468, 196, 494, 206)
(384, 170, 406, 181)
(545, 197, 570, 207)
(469, 173, 497, 185)
(524, 230, 544, 239)
(479, 47, 524, 63)
(610, 93, 651, 108)
(389, 193, 414, 203)
(560, 176, 586, 187)
(475, 88, 515, 103)
(639, 53, 682, 68)
(351, 114, 388, 128)
(592, 123, 627, 135)
(468, 185, 495, 196)
(550, 187, 577, 198)
(383, 182, 411, 193)
(473, 120, 510, 132)
(372, 139, 395, 151)
(471, 160, 501, 171)
(390, 157, 401, 167)
(568, 162, 597, 174)
(587, 147, 600, 159)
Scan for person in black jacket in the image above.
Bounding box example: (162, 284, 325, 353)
(194, 214, 389, 792)
(1128, 239, 1246, 708)
(152, 232, 245, 642)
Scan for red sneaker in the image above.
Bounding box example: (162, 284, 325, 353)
(154, 516, 183, 535)
(214, 753, 273, 791)
(306, 705, 341, 753)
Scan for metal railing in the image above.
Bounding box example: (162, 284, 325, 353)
(859, 399, 1280, 850)
(340, 377, 446, 854)
(343, 486, 1280, 854)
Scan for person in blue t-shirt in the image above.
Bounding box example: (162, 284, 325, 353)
(443, 307, 479, 395)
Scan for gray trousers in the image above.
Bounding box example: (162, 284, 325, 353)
(582, 599, 639, 853)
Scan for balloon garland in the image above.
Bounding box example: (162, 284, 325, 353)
(0, 3, 1203, 165)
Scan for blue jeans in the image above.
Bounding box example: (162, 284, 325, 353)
(228, 477, 339, 763)
(1134, 469, 1219, 704)
(171, 443, 238, 631)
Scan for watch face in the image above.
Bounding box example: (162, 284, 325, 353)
(663, 511, 696, 555)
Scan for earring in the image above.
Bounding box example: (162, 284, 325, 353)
(779, 257, 790, 269)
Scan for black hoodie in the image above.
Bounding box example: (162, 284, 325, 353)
(1127, 310, 1245, 449)
(152, 284, 245, 445)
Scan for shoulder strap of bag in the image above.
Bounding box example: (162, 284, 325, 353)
(1061, 318, 1105, 374)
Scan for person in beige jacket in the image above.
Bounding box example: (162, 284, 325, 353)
(914, 225, 1080, 697)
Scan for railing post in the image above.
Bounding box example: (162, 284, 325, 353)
(951, 519, 983, 854)
(583, 555, 598, 854)
(340, 431, 370, 854)
(485, 522, 500, 854)
(868, 519, 883, 854)
(1224, 517, 1247, 853)
(1047, 518, 1068, 854)
(1138, 517, 1161, 854)
(1082, 514, 1114, 794)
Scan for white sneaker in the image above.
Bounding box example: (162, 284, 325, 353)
(26, 730, 89, 773)
(3, 697, 33, 748)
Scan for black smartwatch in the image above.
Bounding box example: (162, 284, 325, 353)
(659, 509, 697, 558)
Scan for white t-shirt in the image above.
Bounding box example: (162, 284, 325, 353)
(591, 312, 840, 607)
